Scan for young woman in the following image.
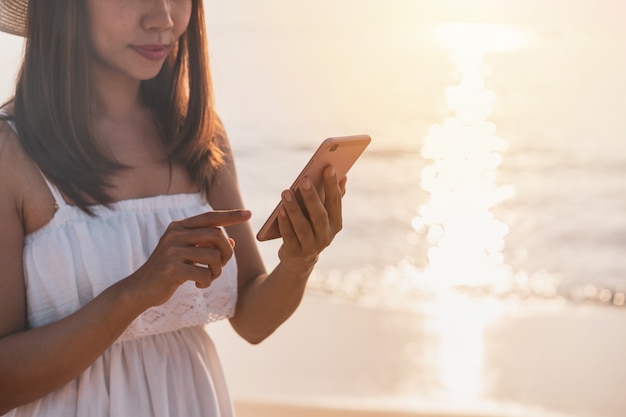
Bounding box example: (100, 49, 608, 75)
(0, 0, 346, 415)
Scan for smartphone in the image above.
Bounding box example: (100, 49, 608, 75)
(256, 134, 371, 241)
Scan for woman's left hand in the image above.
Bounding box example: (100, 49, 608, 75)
(277, 165, 347, 266)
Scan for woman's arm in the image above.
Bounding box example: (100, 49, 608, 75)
(0, 131, 146, 412)
(0, 127, 249, 413)
(211, 136, 345, 344)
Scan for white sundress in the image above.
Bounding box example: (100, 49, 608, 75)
(2, 145, 239, 416)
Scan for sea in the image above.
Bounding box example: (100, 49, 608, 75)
(201, 0, 626, 297)
(1, 1, 626, 416)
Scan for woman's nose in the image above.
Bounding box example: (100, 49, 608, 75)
(141, 0, 175, 32)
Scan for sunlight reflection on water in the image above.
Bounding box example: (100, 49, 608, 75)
(310, 22, 571, 409)
(414, 23, 526, 292)
(307, 22, 533, 404)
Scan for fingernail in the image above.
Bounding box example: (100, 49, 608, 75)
(282, 191, 293, 202)
(240, 210, 251, 217)
(327, 166, 336, 177)
(302, 178, 312, 190)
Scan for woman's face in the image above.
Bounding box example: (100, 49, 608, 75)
(86, 0, 192, 83)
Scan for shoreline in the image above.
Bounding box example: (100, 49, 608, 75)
(233, 397, 576, 417)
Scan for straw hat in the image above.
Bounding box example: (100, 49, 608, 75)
(0, 0, 27, 37)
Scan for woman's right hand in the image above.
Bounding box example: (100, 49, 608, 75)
(129, 209, 251, 308)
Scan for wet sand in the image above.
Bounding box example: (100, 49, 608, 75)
(235, 400, 427, 417)
(233, 398, 574, 417)
(210, 293, 626, 417)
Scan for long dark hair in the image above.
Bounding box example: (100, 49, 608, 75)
(4, 0, 224, 212)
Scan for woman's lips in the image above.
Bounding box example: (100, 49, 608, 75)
(131, 44, 170, 61)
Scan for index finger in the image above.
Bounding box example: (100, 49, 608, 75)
(180, 209, 252, 229)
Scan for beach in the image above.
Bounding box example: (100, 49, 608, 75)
(2, 0, 626, 415)
(211, 293, 626, 417)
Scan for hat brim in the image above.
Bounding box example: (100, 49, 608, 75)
(0, 0, 27, 37)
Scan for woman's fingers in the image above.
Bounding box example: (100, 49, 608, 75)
(187, 245, 223, 277)
(155, 211, 246, 285)
(280, 189, 315, 247)
(279, 165, 344, 252)
(166, 214, 243, 265)
(322, 166, 343, 236)
(180, 262, 215, 289)
(339, 176, 347, 196)
(297, 178, 331, 245)
(178, 209, 251, 229)
(277, 204, 298, 244)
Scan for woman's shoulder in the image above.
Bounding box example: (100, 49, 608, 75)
(0, 117, 30, 190)
(0, 117, 57, 231)
(0, 113, 34, 163)
(0, 118, 27, 218)
(0, 117, 28, 183)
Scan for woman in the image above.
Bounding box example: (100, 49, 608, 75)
(0, 0, 345, 415)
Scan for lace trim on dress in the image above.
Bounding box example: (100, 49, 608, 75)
(115, 260, 238, 343)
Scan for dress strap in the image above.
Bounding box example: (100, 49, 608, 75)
(0, 110, 68, 209)
(0, 109, 16, 132)
(40, 172, 68, 208)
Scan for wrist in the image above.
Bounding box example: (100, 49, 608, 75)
(116, 273, 154, 314)
(278, 255, 318, 278)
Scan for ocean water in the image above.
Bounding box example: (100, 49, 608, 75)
(200, 1, 626, 297)
(1, 2, 624, 295)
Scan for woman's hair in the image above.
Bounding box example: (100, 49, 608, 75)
(6, 0, 224, 212)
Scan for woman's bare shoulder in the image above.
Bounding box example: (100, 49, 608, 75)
(0, 120, 29, 338)
(0, 120, 28, 204)
(0, 120, 56, 231)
